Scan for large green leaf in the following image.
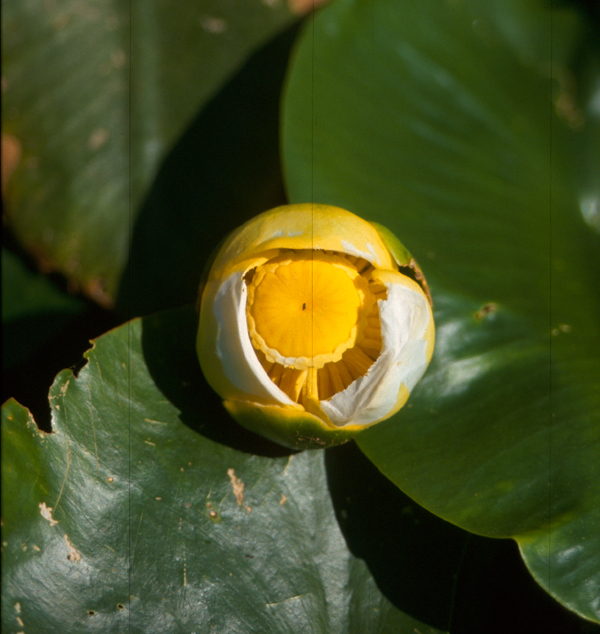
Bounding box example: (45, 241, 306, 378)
(1, 307, 442, 634)
(2, 0, 295, 306)
(116, 21, 300, 317)
(282, 0, 600, 622)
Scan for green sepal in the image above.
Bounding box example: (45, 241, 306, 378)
(370, 222, 413, 266)
(370, 221, 433, 306)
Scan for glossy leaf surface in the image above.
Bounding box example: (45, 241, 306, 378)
(282, 0, 600, 622)
(1, 307, 440, 634)
(2, 0, 295, 306)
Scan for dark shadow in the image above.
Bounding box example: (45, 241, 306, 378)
(124, 22, 303, 455)
(117, 21, 302, 318)
(325, 442, 463, 629)
(325, 442, 597, 634)
(1, 306, 121, 432)
(450, 529, 600, 634)
(2, 227, 121, 431)
(3, 312, 82, 371)
(140, 306, 293, 458)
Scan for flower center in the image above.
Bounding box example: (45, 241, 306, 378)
(247, 252, 365, 367)
(245, 251, 385, 417)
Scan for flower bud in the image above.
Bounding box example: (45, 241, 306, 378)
(197, 204, 434, 449)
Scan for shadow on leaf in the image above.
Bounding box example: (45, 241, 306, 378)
(325, 441, 595, 634)
(117, 21, 301, 318)
(140, 305, 293, 458)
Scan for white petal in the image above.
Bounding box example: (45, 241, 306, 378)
(340, 240, 381, 266)
(321, 282, 431, 426)
(213, 272, 297, 407)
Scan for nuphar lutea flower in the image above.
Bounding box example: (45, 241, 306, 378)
(197, 204, 434, 449)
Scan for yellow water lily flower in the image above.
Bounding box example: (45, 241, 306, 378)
(197, 204, 434, 449)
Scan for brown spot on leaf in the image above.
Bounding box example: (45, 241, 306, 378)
(228, 468, 245, 506)
(64, 534, 82, 562)
(88, 128, 109, 151)
(289, 0, 332, 14)
(201, 16, 227, 33)
(1, 134, 21, 194)
(474, 303, 498, 320)
(84, 278, 114, 309)
(39, 502, 58, 526)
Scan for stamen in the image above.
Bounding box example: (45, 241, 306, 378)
(300, 367, 321, 415)
(268, 362, 284, 385)
(327, 362, 346, 396)
(279, 367, 307, 403)
(343, 347, 374, 379)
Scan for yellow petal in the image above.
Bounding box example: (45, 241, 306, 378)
(208, 204, 396, 281)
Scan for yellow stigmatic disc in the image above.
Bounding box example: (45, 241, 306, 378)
(245, 250, 385, 416)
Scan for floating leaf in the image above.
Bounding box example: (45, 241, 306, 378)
(1, 307, 442, 634)
(282, 0, 600, 621)
(2, 0, 295, 305)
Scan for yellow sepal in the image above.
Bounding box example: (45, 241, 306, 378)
(224, 400, 372, 450)
(208, 204, 396, 281)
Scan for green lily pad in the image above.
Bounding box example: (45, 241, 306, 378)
(117, 21, 300, 317)
(282, 0, 599, 622)
(0, 307, 442, 634)
(2, 0, 295, 306)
